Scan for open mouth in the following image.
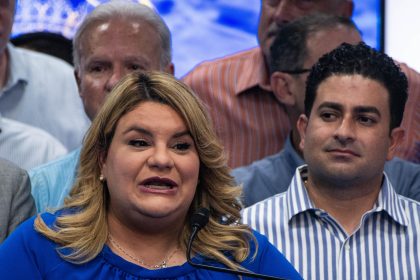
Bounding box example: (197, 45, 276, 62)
(140, 177, 177, 190)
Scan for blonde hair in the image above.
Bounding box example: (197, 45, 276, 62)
(35, 71, 254, 270)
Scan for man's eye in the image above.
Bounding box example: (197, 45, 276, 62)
(358, 116, 376, 126)
(129, 65, 141, 71)
(129, 139, 149, 147)
(320, 112, 337, 121)
(88, 65, 104, 73)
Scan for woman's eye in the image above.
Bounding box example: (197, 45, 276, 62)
(129, 139, 149, 147)
(173, 143, 191, 151)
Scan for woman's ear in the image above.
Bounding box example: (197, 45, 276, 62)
(270, 72, 296, 106)
(99, 151, 107, 176)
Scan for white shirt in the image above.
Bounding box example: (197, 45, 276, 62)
(0, 44, 90, 150)
(243, 165, 420, 280)
(0, 116, 67, 170)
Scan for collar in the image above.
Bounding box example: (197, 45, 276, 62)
(3, 43, 29, 92)
(235, 47, 271, 95)
(285, 165, 409, 227)
(283, 134, 305, 169)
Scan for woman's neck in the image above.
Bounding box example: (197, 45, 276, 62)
(107, 212, 186, 268)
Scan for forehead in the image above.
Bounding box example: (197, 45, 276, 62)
(305, 25, 361, 67)
(314, 74, 390, 112)
(79, 18, 162, 61)
(118, 101, 187, 132)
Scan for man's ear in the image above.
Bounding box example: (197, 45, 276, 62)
(297, 114, 309, 151)
(271, 71, 295, 106)
(386, 127, 405, 160)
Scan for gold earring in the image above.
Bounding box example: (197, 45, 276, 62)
(99, 174, 105, 182)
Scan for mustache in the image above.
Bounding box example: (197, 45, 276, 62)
(266, 22, 286, 38)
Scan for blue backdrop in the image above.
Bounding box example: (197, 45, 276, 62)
(12, 0, 382, 77)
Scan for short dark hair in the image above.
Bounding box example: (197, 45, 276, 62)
(269, 13, 358, 75)
(305, 42, 408, 130)
(11, 32, 73, 65)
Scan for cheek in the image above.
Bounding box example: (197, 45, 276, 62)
(179, 155, 200, 184)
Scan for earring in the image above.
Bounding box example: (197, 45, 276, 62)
(99, 174, 105, 182)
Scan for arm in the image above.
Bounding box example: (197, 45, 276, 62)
(0, 217, 43, 279)
(8, 168, 36, 236)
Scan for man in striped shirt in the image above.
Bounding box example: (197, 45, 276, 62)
(233, 14, 420, 207)
(183, 0, 420, 167)
(243, 42, 420, 279)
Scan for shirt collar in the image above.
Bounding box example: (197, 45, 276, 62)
(283, 134, 305, 169)
(374, 173, 409, 226)
(4, 43, 29, 91)
(235, 47, 271, 95)
(285, 165, 409, 227)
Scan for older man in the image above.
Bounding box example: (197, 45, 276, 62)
(0, 0, 89, 150)
(30, 1, 174, 213)
(183, 0, 419, 167)
(243, 42, 420, 279)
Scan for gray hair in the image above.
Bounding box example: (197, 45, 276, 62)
(73, 0, 172, 70)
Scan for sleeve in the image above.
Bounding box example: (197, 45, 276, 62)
(0, 217, 43, 279)
(29, 167, 50, 213)
(396, 63, 420, 163)
(7, 168, 36, 236)
(250, 230, 303, 280)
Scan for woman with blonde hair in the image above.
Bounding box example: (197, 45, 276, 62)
(0, 71, 301, 279)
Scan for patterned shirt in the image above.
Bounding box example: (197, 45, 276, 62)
(0, 116, 67, 170)
(243, 165, 420, 280)
(396, 63, 420, 163)
(0, 44, 90, 150)
(183, 47, 290, 168)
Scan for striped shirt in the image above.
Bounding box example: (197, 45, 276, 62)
(183, 48, 419, 166)
(242, 165, 420, 280)
(183, 47, 290, 168)
(395, 63, 420, 163)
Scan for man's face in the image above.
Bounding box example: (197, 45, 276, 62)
(0, 0, 15, 54)
(258, 0, 353, 59)
(76, 18, 173, 120)
(297, 74, 402, 187)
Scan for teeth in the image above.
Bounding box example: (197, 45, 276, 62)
(144, 184, 172, 189)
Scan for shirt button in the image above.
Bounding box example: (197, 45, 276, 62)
(345, 244, 351, 251)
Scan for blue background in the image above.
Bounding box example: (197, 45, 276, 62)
(12, 0, 382, 77)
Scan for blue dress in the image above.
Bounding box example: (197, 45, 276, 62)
(0, 213, 302, 279)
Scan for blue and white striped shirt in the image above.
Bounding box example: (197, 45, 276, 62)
(242, 165, 420, 280)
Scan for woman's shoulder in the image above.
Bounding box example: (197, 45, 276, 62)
(243, 229, 303, 280)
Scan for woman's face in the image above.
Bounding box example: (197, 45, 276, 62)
(102, 101, 200, 226)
